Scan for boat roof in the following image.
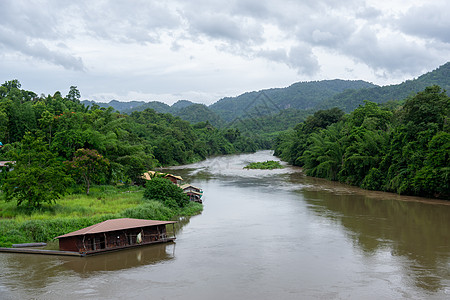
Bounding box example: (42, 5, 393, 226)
(55, 218, 176, 239)
(185, 191, 203, 195)
(180, 184, 201, 190)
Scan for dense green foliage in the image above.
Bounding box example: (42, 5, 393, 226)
(144, 177, 189, 209)
(274, 86, 450, 199)
(228, 108, 311, 148)
(0, 80, 254, 207)
(274, 107, 345, 165)
(2, 133, 73, 207)
(173, 103, 224, 128)
(244, 161, 284, 170)
(65, 148, 110, 195)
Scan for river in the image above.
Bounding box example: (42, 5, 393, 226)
(0, 151, 449, 299)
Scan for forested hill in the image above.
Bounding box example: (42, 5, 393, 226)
(209, 80, 376, 122)
(82, 80, 376, 124)
(320, 62, 450, 112)
(83, 99, 147, 112)
(81, 99, 223, 125)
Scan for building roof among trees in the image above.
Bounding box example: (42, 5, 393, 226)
(0, 161, 15, 167)
(142, 171, 183, 181)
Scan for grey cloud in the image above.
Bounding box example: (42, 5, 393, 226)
(231, 0, 270, 19)
(256, 46, 319, 76)
(257, 49, 288, 63)
(342, 25, 433, 74)
(29, 41, 85, 71)
(298, 16, 356, 47)
(0, 1, 60, 39)
(356, 6, 382, 19)
(187, 12, 264, 45)
(398, 4, 450, 43)
(287, 44, 320, 75)
(79, 1, 181, 44)
(0, 27, 84, 71)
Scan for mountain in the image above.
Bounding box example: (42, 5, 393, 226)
(209, 80, 376, 122)
(82, 100, 146, 111)
(171, 100, 195, 110)
(320, 62, 450, 112)
(122, 101, 172, 114)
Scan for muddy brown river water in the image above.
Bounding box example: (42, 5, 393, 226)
(0, 151, 449, 299)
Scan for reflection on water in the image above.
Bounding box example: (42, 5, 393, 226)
(0, 243, 175, 290)
(63, 243, 175, 274)
(301, 190, 450, 292)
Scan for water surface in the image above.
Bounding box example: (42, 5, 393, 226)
(1, 151, 449, 299)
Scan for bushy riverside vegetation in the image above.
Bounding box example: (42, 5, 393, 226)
(274, 86, 450, 199)
(244, 160, 284, 170)
(0, 184, 202, 247)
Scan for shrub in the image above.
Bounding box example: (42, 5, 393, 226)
(143, 177, 189, 208)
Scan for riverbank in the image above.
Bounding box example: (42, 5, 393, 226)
(0, 185, 203, 248)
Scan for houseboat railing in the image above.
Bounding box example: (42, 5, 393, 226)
(81, 232, 174, 252)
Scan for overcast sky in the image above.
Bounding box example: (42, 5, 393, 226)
(0, 0, 449, 105)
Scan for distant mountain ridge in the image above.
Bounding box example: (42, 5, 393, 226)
(82, 62, 449, 124)
(209, 79, 376, 122)
(320, 62, 450, 112)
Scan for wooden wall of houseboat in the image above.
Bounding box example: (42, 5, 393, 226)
(58, 237, 78, 252)
(59, 225, 169, 253)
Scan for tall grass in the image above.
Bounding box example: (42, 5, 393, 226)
(0, 185, 143, 219)
(0, 185, 203, 247)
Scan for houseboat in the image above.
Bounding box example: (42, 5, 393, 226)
(180, 184, 203, 203)
(55, 218, 176, 255)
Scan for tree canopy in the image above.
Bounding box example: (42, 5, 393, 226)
(1, 133, 73, 207)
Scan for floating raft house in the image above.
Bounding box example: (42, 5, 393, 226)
(0, 218, 176, 257)
(55, 218, 176, 255)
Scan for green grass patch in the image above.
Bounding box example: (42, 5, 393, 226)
(0, 184, 203, 247)
(244, 160, 284, 170)
(0, 185, 143, 220)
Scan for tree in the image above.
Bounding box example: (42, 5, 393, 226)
(400, 85, 449, 130)
(65, 148, 110, 195)
(66, 86, 81, 103)
(143, 177, 189, 209)
(1, 133, 73, 207)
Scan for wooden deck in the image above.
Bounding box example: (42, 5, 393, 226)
(0, 247, 85, 256)
(0, 237, 175, 257)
